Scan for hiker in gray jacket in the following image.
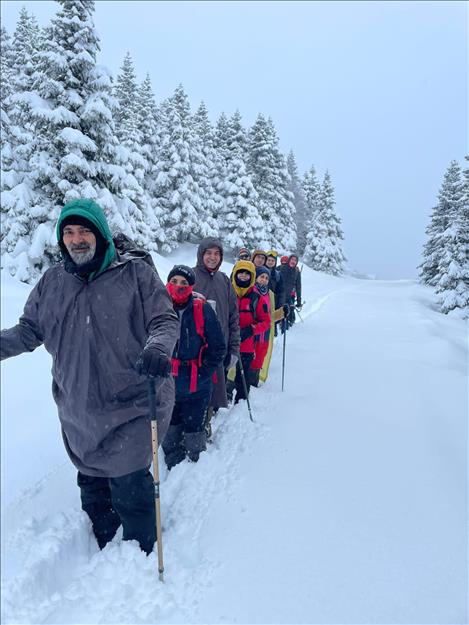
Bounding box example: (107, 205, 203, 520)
(193, 238, 240, 434)
(0, 199, 179, 555)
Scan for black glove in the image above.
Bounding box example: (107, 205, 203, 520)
(283, 303, 290, 316)
(136, 346, 171, 378)
(240, 325, 254, 341)
(296, 301, 302, 310)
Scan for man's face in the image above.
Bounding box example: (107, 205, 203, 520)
(203, 247, 221, 270)
(266, 257, 276, 269)
(289, 257, 298, 268)
(238, 252, 250, 261)
(253, 255, 266, 267)
(63, 224, 96, 265)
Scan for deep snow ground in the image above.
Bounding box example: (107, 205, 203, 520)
(1, 250, 467, 624)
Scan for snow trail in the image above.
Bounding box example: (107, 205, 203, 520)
(1, 268, 467, 624)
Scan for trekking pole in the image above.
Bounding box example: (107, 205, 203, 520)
(238, 357, 254, 422)
(295, 301, 306, 323)
(281, 317, 287, 391)
(295, 307, 304, 323)
(148, 377, 164, 582)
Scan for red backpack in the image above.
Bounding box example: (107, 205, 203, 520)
(171, 298, 216, 393)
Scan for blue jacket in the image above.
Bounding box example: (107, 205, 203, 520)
(173, 297, 226, 399)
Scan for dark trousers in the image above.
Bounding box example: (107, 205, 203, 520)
(287, 295, 296, 329)
(162, 388, 210, 469)
(234, 353, 254, 403)
(77, 468, 156, 555)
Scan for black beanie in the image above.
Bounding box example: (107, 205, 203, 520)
(59, 215, 104, 244)
(167, 264, 196, 286)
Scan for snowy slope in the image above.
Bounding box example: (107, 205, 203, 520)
(1, 248, 467, 624)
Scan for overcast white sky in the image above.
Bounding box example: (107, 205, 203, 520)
(1, 0, 467, 278)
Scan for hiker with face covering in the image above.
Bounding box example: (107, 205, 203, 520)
(231, 261, 271, 403)
(0, 199, 179, 556)
(162, 265, 225, 469)
(250, 266, 272, 387)
(193, 238, 240, 435)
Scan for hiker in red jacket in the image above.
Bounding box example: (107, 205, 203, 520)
(231, 261, 271, 403)
(250, 265, 272, 387)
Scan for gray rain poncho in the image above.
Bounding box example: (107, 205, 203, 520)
(1, 205, 179, 478)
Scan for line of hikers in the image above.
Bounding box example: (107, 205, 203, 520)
(0, 199, 303, 557)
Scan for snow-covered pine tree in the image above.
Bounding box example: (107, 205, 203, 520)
(218, 110, 264, 251)
(226, 110, 249, 160)
(303, 171, 346, 275)
(114, 53, 156, 250)
(434, 159, 469, 318)
(2, 0, 149, 282)
(214, 112, 230, 163)
(136, 74, 166, 249)
(0, 26, 15, 196)
(247, 114, 296, 251)
(301, 164, 321, 261)
(155, 85, 202, 251)
(8, 8, 41, 172)
(0, 9, 42, 268)
(419, 160, 465, 288)
(268, 117, 297, 251)
(287, 151, 308, 255)
(192, 101, 222, 236)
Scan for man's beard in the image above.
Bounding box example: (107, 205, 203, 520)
(68, 243, 96, 265)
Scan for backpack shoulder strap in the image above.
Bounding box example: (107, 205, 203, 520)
(192, 298, 206, 343)
(248, 290, 260, 317)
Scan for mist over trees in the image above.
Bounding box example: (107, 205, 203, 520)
(1, 0, 347, 283)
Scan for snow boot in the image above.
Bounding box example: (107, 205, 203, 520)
(184, 430, 207, 463)
(77, 472, 121, 549)
(162, 424, 185, 470)
(204, 406, 215, 441)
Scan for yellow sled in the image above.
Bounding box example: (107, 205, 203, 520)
(260, 291, 277, 383)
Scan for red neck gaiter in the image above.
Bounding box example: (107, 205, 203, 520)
(166, 283, 193, 305)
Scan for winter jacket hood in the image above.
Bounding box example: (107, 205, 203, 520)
(196, 237, 224, 273)
(232, 260, 256, 298)
(193, 249, 240, 409)
(56, 199, 116, 281)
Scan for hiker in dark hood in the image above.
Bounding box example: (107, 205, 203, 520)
(279, 253, 302, 329)
(1, 198, 179, 556)
(193, 238, 240, 433)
